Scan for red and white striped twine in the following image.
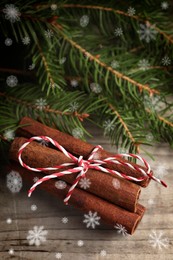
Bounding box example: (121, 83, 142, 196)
(18, 136, 167, 205)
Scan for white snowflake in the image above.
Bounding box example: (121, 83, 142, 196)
(33, 176, 39, 183)
(161, 56, 171, 66)
(154, 163, 169, 179)
(5, 38, 13, 46)
(6, 75, 18, 87)
(72, 127, 83, 139)
(127, 7, 136, 16)
(137, 23, 158, 43)
(143, 95, 163, 112)
(8, 248, 14, 255)
(59, 57, 66, 64)
(77, 240, 84, 247)
(79, 177, 91, 190)
(31, 204, 37, 211)
(28, 63, 35, 70)
(112, 179, 120, 190)
(70, 79, 78, 87)
(6, 218, 12, 224)
(3, 4, 21, 23)
(55, 180, 67, 190)
(35, 98, 47, 110)
(161, 2, 169, 10)
(3, 129, 15, 141)
(68, 102, 79, 112)
(61, 217, 68, 224)
(80, 15, 89, 27)
(138, 59, 150, 71)
(22, 36, 30, 45)
(114, 27, 123, 37)
(55, 252, 62, 259)
(45, 29, 54, 38)
(148, 198, 155, 205)
(103, 119, 115, 134)
(114, 223, 128, 236)
(111, 60, 119, 69)
(27, 226, 48, 246)
(39, 139, 49, 147)
(117, 147, 129, 154)
(7, 170, 22, 193)
(148, 230, 169, 250)
(51, 4, 57, 11)
(146, 132, 154, 142)
(100, 250, 107, 257)
(90, 82, 102, 93)
(83, 211, 100, 229)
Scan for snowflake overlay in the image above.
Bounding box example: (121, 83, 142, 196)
(68, 102, 79, 112)
(80, 15, 89, 27)
(28, 63, 35, 70)
(70, 79, 78, 87)
(79, 177, 91, 190)
(3, 129, 15, 141)
(149, 230, 169, 250)
(103, 119, 115, 134)
(27, 226, 48, 246)
(72, 127, 83, 139)
(112, 179, 120, 190)
(55, 180, 67, 189)
(161, 2, 169, 10)
(61, 217, 68, 224)
(162, 56, 171, 66)
(22, 36, 30, 45)
(3, 4, 21, 23)
(59, 57, 66, 64)
(35, 98, 47, 110)
(7, 170, 22, 193)
(127, 7, 136, 16)
(77, 240, 84, 247)
(5, 38, 13, 46)
(153, 163, 169, 179)
(31, 204, 37, 211)
(6, 75, 18, 87)
(114, 223, 129, 236)
(137, 23, 157, 43)
(9, 248, 14, 255)
(33, 176, 39, 183)
(51, 4, 57, 11)
(45, 29, 54, 38)
(100, 250, 107, 257)
(146, 132, 154, 142)
(111, 60, 119, 69)
(55, 252, 62, 259)
(114, 27, 123, 37)
(83, 211, 100, 229)
(138, 59, 150, 71)
(90, 82, 102, 93)
(6, 218, 12, 224)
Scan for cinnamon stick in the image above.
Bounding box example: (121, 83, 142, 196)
(10, 137, 141, 212)
(17, 117, 151, 187)
(8, 162, 146, 235)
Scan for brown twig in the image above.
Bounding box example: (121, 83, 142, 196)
(0, 92, 89, 122)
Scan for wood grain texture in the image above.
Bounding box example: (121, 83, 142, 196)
(0, 124, 173, 260)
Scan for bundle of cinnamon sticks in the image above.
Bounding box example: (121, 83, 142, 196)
(9, 117, 152, 234)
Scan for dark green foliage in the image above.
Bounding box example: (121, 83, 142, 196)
(0, 0, 173, 157)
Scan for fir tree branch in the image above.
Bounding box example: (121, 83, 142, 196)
(0, 68, 33, 76)
(52, 22, 159, 96)
(61, 4, 173, 44)
(0, 92, 89, 121)
(146, 108, 173, 128)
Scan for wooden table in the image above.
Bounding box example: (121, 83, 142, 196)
(0, 125, 172, 260)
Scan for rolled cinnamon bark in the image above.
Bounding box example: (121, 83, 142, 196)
(9, 137, 141, 212)
(8, 162, 146, 234)
(17, 117, 151, 187)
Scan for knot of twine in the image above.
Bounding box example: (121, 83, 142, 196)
(18, 136, 167, 205)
